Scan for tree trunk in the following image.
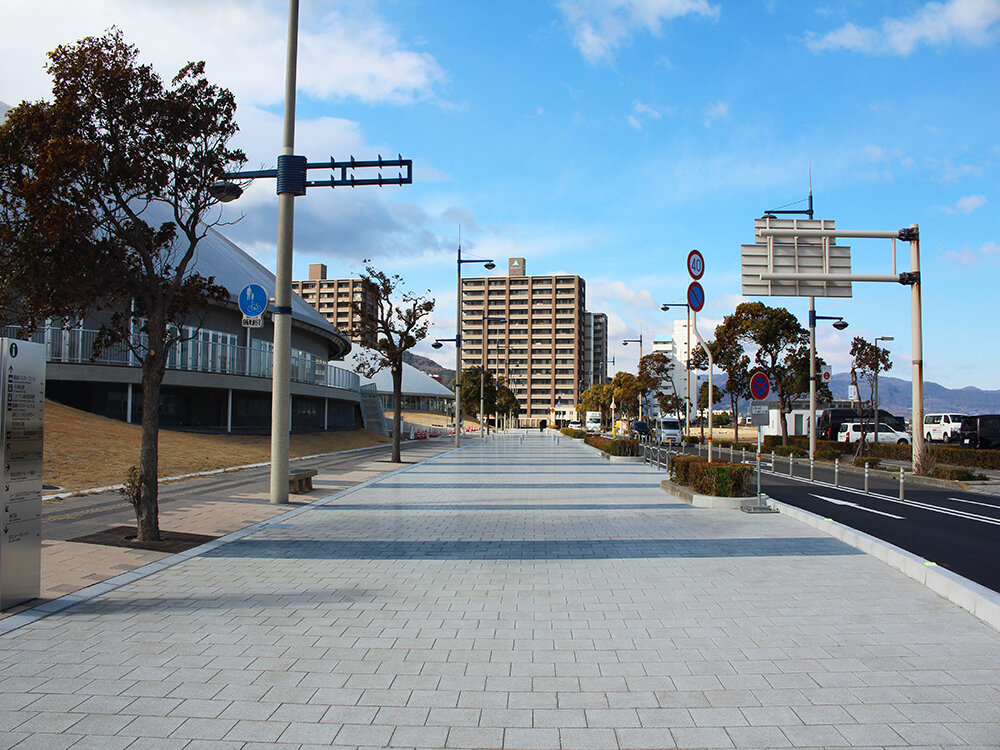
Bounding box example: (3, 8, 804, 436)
(391, 363, 403, 463)
(731, 392, 740, 444)
(135, 328, 167, 542)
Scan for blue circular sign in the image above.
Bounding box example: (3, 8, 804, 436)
(239, 284, 269, 318)
(687, 281, 705, 312)
(750, 370, 771, 401)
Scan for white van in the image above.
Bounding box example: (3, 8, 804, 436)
(839, 422, 911, 445)
(657, 417, 683, 445)
(923, 413, 965, 443)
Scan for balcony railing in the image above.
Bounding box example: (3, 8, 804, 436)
(2, 325, 360, 393)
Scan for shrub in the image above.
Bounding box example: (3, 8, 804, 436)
(671, 455, 753, 497)
(852, 457, 881, 469)
(773, 445, 807, 458)
(928, 466, 987, 481)
(561, 427, 587, 439)
(584, 434, 640, 456)
(685, 436, 701, 445)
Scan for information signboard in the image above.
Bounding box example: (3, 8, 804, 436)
(0, 339, 44, 610)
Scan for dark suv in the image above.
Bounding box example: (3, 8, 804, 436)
(958, 415, 1000, 449)
(629, 420, 652, 440)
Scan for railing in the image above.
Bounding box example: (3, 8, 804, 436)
(1, 325, 360, 392)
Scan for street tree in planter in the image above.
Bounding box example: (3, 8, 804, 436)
(638, 352, 683, 421)
(352, 264, 434, 463)
(0, 30, 245, 541)
(691, 322, 752, 443)
(728, 302, 833, 446)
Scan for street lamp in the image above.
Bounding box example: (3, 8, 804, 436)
(431, 336, 460, 436)
(480, 311, 506, 437)
(662, 302, 693, 439)
(456, 239, 495, 447)
(208, 0, 412, 505)
(808, 301, 848, 461)
(874, 335, 894, 444)
(622, 335, 643, 419)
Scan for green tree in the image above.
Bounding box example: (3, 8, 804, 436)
(691, 325, 753, 443)
(579, 382, 613, 424)
(352, 263, 435, 463)
(727, 302, 815, 445)
(638, 352, 683, 420)
(849, 336, 893, 444)
(495, 377, 521, 426)
(458, 366, 497, 421)
(610, 371, 642, 419)
(0, 30, 245, 541)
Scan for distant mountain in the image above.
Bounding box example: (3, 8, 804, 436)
(828, 374, 1000, 417)
(403, 351, 455, 386)
(709, 371, 1000, 418)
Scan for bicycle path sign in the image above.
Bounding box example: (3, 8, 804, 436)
(749, 370, 771, 401)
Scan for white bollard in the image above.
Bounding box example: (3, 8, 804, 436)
(899, 466, 905, 500)
(834, 458, 839, 487)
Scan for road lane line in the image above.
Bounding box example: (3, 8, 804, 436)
(809, 493, 905, 519)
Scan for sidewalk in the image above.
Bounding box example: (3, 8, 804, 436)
(3, 431, 1000, 749)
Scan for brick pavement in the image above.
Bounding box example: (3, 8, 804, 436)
(2, 431, 999, 749)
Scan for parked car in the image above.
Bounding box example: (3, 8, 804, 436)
(923, 413, 965, 443)
(838, 422, 911, 444)
(629, 420, 652, 439)
(958, 415, 1000, 449)
(819, 408, 905, 441)
(656, 417, 683, 445)
(567, 420, 583, 430)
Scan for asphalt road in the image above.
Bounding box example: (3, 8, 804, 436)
(663, 444, 1000, 594)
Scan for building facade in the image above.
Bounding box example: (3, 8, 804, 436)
(583, 312, 609, 390)
(461, 258, 602, 427)
(10, 220, 377, 434)
(291, 264, 377, 347)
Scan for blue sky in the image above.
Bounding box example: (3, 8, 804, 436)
(1, 0, 997, 389)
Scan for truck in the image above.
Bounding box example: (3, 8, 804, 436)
(585, 411, 602, 433)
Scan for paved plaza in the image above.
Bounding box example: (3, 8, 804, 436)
(3, 432, 1000, 749)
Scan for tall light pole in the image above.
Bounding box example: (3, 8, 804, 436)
(808, 301, 848, 461)
(456, 239, 494, 446)
(661, 303, 692, 438)
(874, 335, 894, 445)
(622, 335, 643, 419)
(480, 310, 506, 437)
(209, 0, 411, 504)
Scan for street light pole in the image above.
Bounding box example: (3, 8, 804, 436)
(455, 238, 494, 446)
(661, 303, 692, 439)
(807, 302, 848, 461)
(209, 0, 412, 505)
(480, 310, 506, 438)
(622, 335, 643, 420)
(268, 0, 300, 506)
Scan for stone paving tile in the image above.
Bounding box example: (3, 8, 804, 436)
(3, 434, 1000, 749)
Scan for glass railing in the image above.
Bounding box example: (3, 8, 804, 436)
(1, 325, 360, 393)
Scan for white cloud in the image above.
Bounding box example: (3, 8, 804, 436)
(805, 0, 1000, 55)
(591, 280, 658, 310)
(0, 1, 446, 107)
(979, 240, 1000, 254)
(938, 194, 987, 214)
(557, 0, 720, 64)
(703, 101, 729, 128)
(944, 248, 979, 266)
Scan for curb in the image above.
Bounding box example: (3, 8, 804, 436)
(771, 499, 1000, 632)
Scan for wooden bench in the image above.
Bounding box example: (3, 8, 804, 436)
(289, 468, 318, 494)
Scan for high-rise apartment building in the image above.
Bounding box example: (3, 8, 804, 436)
(461, 258, 604, 426)
(292, 264, 377, 347)
(583, 312, 609, 390)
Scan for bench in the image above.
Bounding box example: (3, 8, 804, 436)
(289, 468, 318, 494)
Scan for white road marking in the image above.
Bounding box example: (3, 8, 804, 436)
(810, 494, 905, 519)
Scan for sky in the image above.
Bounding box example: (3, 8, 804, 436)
(1, 0, 998, 390)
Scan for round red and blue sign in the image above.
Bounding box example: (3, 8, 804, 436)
(687, 281, 705, 312)
(749, 370, 771, 401)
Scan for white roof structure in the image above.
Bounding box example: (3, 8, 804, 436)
(341, 348, 454, 400)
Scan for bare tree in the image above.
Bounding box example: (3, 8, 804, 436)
(351, 263, 434, 462)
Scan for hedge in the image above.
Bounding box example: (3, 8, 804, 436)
(584, 434, 641, 456)
(928, 466, 987, 481)
(561, 427, 587, 439)
(670, 455, 754, 497)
